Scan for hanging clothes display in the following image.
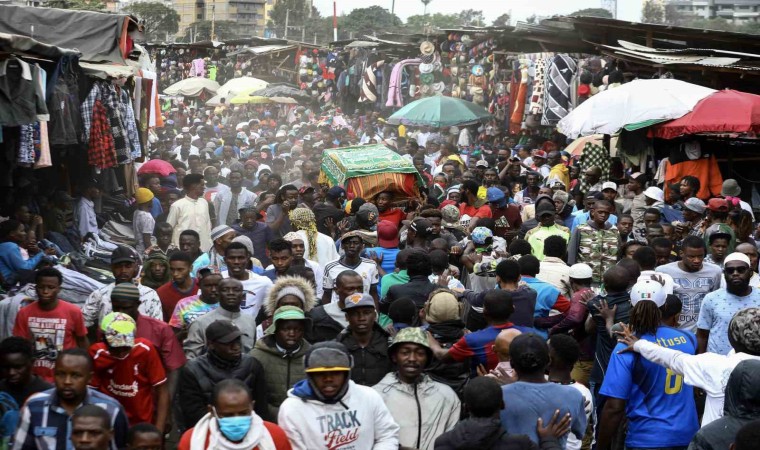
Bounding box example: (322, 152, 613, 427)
(578, 141, 611, 194)
(664, 154, 723, 200)
(542, 54, 578, 126)
(359, 60, 384, 104)
(0, 57, 49, 126)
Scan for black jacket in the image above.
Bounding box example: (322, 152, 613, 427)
(434, 416, 561, 450)
(307, 305, 344, 343)
(427, 320, 470, 396)
(381, 274, 438, 312)
(688, 359, 760, 450)
(176, 353, 270, 429)
(336, 323, 392, 386)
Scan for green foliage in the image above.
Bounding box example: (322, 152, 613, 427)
(405, 13, 460, 30)
(569, 8, 613, 18)
(269, 0, 321, 37)
(47, 0, 106, 11)
(642, 0, 666, 24)
(181, 20, 238, 42)
(342, 6, 402, 35)
(457, 9, 485, 27)
(123, 2, 180, 42)
(492, 13, 511, 27)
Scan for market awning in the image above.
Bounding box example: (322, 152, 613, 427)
(0, 5, 135, 63)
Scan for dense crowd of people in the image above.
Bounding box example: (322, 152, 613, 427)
(2, 101, 760, 450)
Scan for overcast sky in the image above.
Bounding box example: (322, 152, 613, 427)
(312, 0, 643, 23)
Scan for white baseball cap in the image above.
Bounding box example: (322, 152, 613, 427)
(569, 263, 593, 279)
(643, 186, 664, 203)
(601, 181, 617, 192)
(630, 279, 666, 307)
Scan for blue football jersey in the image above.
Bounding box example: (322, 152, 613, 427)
(600, 326, 699, 448)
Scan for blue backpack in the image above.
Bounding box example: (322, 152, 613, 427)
(0, 392, 19, 450)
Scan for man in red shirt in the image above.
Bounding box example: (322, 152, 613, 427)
(156, 252, 199, 322)
(13, 267, 88, 382)
(89, 312, 169, 431)
(375, 191, 406, 229)
(110, 282, 186, 407)
(458, 180, 492, 230)
(178, 379, 292, 450)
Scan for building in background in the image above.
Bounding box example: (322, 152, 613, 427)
(173, 0, 266, 39)
(668, 0, 760, 23)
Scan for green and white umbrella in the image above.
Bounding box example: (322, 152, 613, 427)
(386, 95, 492, 128)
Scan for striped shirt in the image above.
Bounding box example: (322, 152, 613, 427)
(12, 387, 129, 450)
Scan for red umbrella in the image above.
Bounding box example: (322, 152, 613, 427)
(650, 90, 760, 139)
(137, 159, 176, 177)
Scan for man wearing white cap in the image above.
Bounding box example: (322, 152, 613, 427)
(598, 280, 698, 450)
(697, 251, 760, 356)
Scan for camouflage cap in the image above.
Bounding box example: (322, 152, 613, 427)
(389, 327, 430, 352)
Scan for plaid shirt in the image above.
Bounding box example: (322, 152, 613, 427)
(119, 88, 142, 159)
(11, 387, 128, 450)
(80, 83, 99, 143)
(102, 84, 129, 163)
(88, 99, 116, 169)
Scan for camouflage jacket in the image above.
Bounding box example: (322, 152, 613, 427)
(568, 221, 620, 284)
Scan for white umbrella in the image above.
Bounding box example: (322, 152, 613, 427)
(206, 77, 269, 106)
(557, 79, 716, 138)
(163, 77, 220, 97)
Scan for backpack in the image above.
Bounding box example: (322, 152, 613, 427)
(0, 392, 20, 450)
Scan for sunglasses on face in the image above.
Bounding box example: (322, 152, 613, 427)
(724, 266, 749, 275)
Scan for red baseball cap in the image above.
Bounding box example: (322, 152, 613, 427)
(377, 220, 399, 248)
(533, 150, 547, 159)
(707, 198, 729, 212)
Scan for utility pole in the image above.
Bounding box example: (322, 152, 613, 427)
(333, 0, 337, 41)
(391, 0, 395, 15)
(285, 8, 289, 38)
(211, 1, 216, 40)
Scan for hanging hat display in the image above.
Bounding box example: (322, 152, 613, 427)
(419, 41, 435, 55)
(419, 63, 434, 74)
(471, 64, 484, 77)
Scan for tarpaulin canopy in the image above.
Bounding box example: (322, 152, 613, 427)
(163, 78, 220, 97)
(0, 5, 133, 63)
(251, 83, 311, 101)
(320, 145, 423, 200)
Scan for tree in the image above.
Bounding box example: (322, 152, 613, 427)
(46, 0, 105, 11)
(569, 8, 613, 18)
(123, 2, 179, 42)
(642, 0, 666, 24)
(181, 20, 238, 42)
(342, 6, 402, 35)
(492, 13, 511, 27)
(525, 14, 537, 24)
(457, 9, 485, 26)
(406, 13, 460, 30)
(269, 0, 321, 38)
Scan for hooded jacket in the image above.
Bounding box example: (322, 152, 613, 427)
(250, 335, 311, 420)
(688, 359, 760, 450)
(263, 276, 318, 317)
(277, 378, 400, 450)
(434, 416, 561, 450)
(336, 323, 393, 386)
(141, 253, 171, 289)
(373, 373, 460, 450)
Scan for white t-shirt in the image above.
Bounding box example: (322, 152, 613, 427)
(221, 270, 273, 319)
(567, 382, 595, 450)
(323, 257, 379, 304)
(132, 210, 155, 255)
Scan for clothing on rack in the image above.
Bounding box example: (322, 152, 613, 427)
(0, 57, 49, 126)
(542, 54, 577, 126)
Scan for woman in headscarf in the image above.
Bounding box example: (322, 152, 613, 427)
(289, 207, 339, 266)
(140, 252, 171, 289)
